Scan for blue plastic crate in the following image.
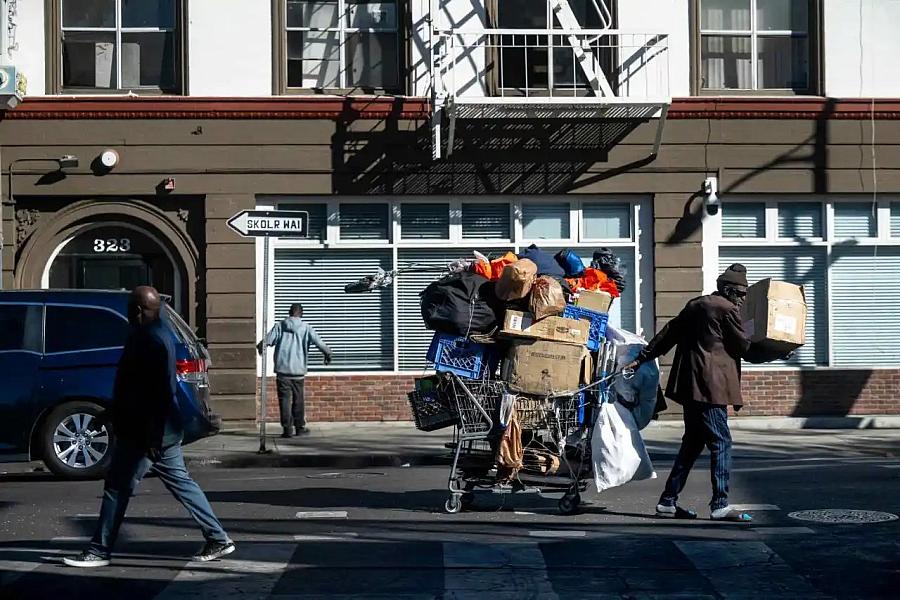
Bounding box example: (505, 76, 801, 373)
(426, 333, 490, 379)
(563, 304, 609, 351)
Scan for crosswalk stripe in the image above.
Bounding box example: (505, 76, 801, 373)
(729, 504, 780, 511)
(152, 542, 296, 599)
(443, 542, 558, 600)
(676, 541, 825, 598)
(295, 511, 348, 519)
(528, 530, 586, 538)
(293, 533, 360, 541)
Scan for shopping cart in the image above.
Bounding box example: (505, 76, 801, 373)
(441, 340, 626, 515)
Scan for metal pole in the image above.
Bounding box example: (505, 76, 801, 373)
(258, 235, 271, 454)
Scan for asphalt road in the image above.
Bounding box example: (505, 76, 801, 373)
(1, 432, 899, 599)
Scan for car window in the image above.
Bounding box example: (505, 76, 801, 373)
(0, 304, 42, 352)
(45, 305, 130, 354)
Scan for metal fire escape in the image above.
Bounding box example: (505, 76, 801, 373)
(429, 0, 670, 159)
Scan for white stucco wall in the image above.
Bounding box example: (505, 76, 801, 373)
(616, 0, 690, 98)
(188, 0, 272, 96)
(824, 0, 900, 97)
(11, 0, 46, 96)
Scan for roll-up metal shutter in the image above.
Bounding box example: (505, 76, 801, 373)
(273, 249, 394, 371)
(830, 246, 900, 367)
(834, 203, 877, 238)
(721, 203, 765, 238)
(720, 247, 828, 366)
(339, 204, 390, 240)
(522, 202, 570, 239)
(400, 203, 450, 239)
(461, 203, 511, 240)
(778, 202, 823, 239)
(397, 248, 512, 371)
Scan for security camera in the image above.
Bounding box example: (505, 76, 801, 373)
(703, 176, 720, 216)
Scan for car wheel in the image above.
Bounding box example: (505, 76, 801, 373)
(41, 401, 113, 479)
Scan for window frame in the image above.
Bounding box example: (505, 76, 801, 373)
(716, 196, 900, 369)
(45, 0, 188, 95)
(272, 0, 409, 95)
(256, 195, 653, 375)
(690, 0, 823, 96)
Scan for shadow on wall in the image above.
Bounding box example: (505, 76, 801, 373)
(330, 104, 649, 195)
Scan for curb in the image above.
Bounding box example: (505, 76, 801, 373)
(649, 416, 900, 431)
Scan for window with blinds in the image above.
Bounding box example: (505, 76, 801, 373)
(892, 203, 900, 238)
(396, 248, 512, 371)
(721, 203, 765, 238)
(719, 247, 828, 367)
(462, 203, 511, 240)
(273, 249, 394, 371)
(400, 203, 450, 240)
(280, 202, 327, 241)
(830, 247, 900, 367)
(834, 203, 877, 238)
(778, 202, 823, 239)
(522, 202, 570, 240)
(339, 203, 390, 240)
(582, 202, 631, 240)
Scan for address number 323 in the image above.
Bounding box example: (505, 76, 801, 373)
(93, 238, 132, 253)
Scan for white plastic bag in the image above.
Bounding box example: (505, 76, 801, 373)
(591, 401, 656, 493)
(605, 325, 661, 430)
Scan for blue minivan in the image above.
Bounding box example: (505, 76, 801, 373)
(0, 290, 220, 479)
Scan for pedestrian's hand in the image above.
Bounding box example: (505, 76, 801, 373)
(623, 360, 639, 372)
(324, 354, 333, 365)
(256, 341, 264, 356)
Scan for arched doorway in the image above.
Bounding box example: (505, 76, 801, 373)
(15, 200, 199, 328)
(44, 223, 181, 312)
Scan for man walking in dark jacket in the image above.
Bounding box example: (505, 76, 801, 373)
(64, 286, 234, 567)
(627, 264, 753, 522)
(258, 303, 332, 438)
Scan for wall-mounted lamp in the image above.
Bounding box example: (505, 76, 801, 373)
(703, 176, 720, 216)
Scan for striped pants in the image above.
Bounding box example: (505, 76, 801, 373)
(659, 401, 732, 511)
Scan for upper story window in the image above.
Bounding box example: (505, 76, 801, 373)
(49, 0, 183, 94)
(276, 0, 402, 93)
(696, 0, 818, 94)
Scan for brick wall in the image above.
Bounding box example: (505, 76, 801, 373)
(256, 369, 900, 422)
(258, 375, 417, 422)
(739, 369, 900, 416)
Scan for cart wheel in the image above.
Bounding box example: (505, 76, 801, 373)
(460, 492, 475, 508)
(558, 492, 581, 516)
(444, 495, 463, 514)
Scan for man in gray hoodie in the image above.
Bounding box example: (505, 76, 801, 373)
(257, 303, 332, 437)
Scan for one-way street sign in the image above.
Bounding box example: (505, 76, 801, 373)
(227, 210, 310, 238)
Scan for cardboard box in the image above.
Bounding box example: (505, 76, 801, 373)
(501, 310, 590, 346)
(575, 289, 613, 314)
(741, 279, 807, 355)
(501, 339, 591, 396)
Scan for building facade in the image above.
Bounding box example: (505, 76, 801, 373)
(2, 1, 900, 423)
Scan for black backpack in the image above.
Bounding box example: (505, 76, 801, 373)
(420, 272, 500, 336)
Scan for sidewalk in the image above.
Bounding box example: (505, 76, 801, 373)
(182, 417, 900, 469)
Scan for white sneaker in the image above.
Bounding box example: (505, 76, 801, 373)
(711, 506, 753, 522)
(63, 551, 110, 568)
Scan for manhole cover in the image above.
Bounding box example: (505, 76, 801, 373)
(788, 509, 899, 524)
(306, 472, 386, 480)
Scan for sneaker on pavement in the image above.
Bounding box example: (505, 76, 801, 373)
(63, 551, 110, 568)
(193, 540, 236, 562)
(656, 504, 698, 519)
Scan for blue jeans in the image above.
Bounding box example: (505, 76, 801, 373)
(659, 401, 732, 511)
(89, 442, 229, 558)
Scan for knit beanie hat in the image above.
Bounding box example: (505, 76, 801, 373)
(717, 263, 748, 288)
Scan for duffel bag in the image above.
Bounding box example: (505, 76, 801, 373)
(420, 272, 500, 335)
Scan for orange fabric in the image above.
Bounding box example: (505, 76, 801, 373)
(568, 268, 620, 298)
(473, 258, 491, 279)
(490, 252, 518, 281)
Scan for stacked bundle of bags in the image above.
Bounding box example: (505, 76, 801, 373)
(420, 244, 627, 397)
